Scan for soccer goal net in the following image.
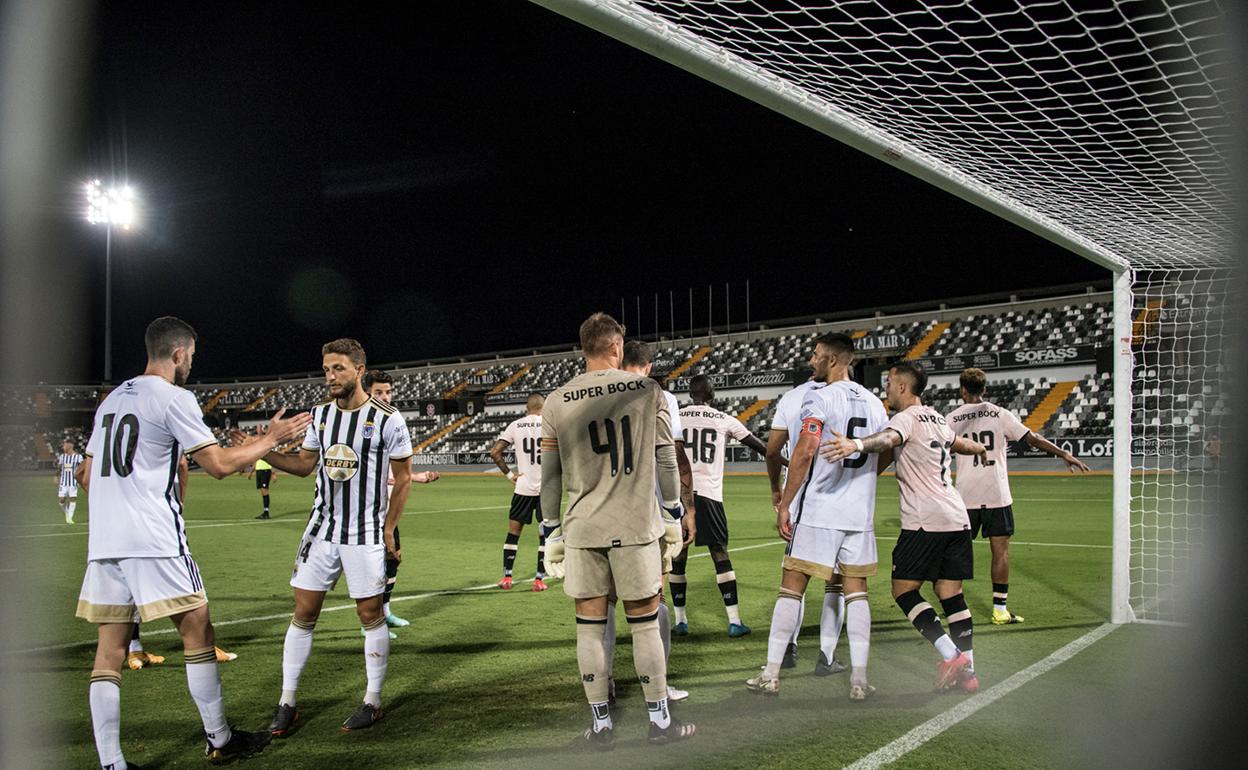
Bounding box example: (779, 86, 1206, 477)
(531, 0, 1235, 623)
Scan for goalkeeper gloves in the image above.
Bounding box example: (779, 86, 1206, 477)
(541, 522, 565, 579)
(660, 509, 683, 564)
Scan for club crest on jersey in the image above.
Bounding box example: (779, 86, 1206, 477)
(362, 422, 375, 439)
(324, 443, 360, 482)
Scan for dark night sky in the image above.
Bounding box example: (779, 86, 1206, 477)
(70, 1, 1106, 383)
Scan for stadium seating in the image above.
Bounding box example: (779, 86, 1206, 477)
(9, 292, 1230, 470)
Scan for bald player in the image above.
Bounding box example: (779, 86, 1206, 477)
(489, 392, 549, 592)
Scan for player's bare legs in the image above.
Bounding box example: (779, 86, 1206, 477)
(89, 623, 131, 768)
(893, 578, 975, 691)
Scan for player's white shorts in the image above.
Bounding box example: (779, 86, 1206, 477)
(59, 485, 77, 499)
(76, 555, 208, 624)
(783, 523, 878, 581)
(290, 537, 386, 599)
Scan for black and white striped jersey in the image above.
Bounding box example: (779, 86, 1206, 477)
(301, 396, 413, 546)
(58, 452, 84, 488)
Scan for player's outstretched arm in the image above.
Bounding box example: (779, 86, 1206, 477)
(1023, 431, 1091, 472)
(819, 427, 902, 463)
(196, 409, 312, 479)
(951, 435, 987, 457)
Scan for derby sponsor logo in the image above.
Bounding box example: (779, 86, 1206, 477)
(324, 444, 360, 482)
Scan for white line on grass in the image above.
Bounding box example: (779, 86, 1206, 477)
(842, 622, 1120, 770)
(14, 538, 770, 654)
(8, 505, 509, 539)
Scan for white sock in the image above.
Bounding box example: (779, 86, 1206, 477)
(672, 603, 687, 625)
(184, 650, 231, 748)
(590, 702, 612, 732)
(646, 696, 672, 728)
(725, 604, 742, 626)
(788, 595, 805, 645)
(89, 672, 124, 768)
(845, 593, 870, 685)
(363, 622, 390, 704)
(934, 634, 960, 661)
(658, 602, 672, 666)
(764, 593, 802, 679)
(965, 649, 975, 672)
(281, 621, 315, 705)
(603, 603, 616, 679)
(128, 638, 142, 653)
(383, 602, 391, 617)
(67, 501, 77, 520)
(820, 585, 845, 660)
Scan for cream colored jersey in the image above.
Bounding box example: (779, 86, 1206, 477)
(498, 415, 543, 496)
(541, 369, 672, 548)
(887, 405, 970, 532)
(679, 404, 751, 503)
(84, 375, 217, 560)
(947, 400, 1031, 509)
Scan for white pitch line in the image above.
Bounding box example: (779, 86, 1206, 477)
(842, 622, 1120, 770)
(14, 538, 780, 655)
(6, 505, 510, 539)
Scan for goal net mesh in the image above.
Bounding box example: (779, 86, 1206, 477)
(539, 0, 1235, 622)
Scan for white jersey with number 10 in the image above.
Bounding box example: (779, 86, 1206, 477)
(84, 376, 217, 560)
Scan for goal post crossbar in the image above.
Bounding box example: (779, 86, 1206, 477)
(529, 0, 1128, 273)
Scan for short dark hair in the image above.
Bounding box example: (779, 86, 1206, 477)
(960, 367, 987, 396)
(890, 361, 928, 396)
(145, 316, 197, 360)
(814, 332, 855, 357)
(579, 313, 625, 358)
(689, 374, 714, 401)
(322, 338, 366, 366)
(622, 340, 654, 368)
(527, 392, 546, 411)
(362, 369, 392, 390)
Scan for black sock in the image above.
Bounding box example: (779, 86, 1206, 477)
(896, 590, 948, 646)
(940, 593, 973, 661)
(714, 558, 739, 608)
(536, 533, 546, 577)
(992, 582, 1008, 611)
(503, 533, 520, 575)
(669, 557, 688, 609)
(262, 496, 269, 514)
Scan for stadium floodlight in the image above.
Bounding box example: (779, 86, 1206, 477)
(84, 179, 139, 382)
(532, 0, 1232, 626)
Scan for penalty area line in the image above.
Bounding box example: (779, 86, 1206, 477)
(842, 622, 1120, 770)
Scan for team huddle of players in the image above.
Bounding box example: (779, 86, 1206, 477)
(71, 313, 1088, 767)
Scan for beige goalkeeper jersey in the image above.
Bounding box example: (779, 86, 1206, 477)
(541, 368, 674, 548)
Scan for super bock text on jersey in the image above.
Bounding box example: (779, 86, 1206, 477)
(302, 397, 413, 546)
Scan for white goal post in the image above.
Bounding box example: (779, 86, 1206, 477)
(530, 0, 1234, 624)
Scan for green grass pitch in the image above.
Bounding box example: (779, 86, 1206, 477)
(13, 472, 1175, 768)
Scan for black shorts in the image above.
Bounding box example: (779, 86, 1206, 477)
(693, 495, 729, 547)
(968, 505, 1014, 539)
(255, 469, 272, 490)
(509, 493, 541, 525)
(892, 529, 974, 582)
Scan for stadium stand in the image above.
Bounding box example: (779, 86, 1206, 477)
(5, 288, 1225, 470)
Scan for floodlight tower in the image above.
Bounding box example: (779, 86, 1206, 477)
(85, 180, 137, 382)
